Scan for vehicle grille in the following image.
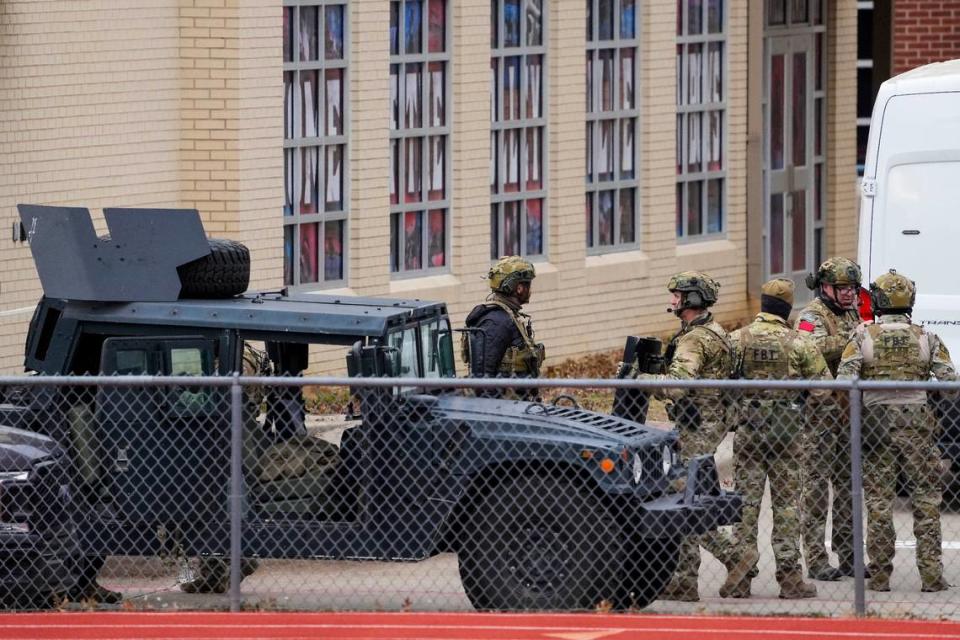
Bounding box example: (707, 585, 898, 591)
(538, 406, 649, 438)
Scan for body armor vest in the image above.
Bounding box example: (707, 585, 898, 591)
(860, 323, 931, 382)
(736, 324, 798, 403)
(461, 300, 545, 376)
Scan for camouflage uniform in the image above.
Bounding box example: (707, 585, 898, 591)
(837, 270, 954, 592)
(640, 272, 745, 601)
(723, 278, 830, 599)
(795, 258, 862, 579)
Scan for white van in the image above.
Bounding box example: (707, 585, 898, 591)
(857, 58, 960, 465)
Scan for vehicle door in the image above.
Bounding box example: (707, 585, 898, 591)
(91, 336, 230, 555)
(362, 317, 460, 557)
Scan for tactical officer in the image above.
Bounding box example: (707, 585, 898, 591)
(795, 257, 862, 581)
(463, 256, 544, 400)
(837, 270, 954, 593)
(636, 271, 754, 602)
(722, 278, 830, 600)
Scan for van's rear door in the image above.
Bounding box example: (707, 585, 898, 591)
(862, 90, 960, 356)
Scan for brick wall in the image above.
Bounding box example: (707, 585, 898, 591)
(893, 0, 960, 75)
(0, 1, 183, 371)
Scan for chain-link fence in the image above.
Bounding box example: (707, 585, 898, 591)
(1, 375, 959, 619)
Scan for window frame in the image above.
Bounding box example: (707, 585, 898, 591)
(389, 0, 454, 278)
(283, 0, 351, 289)
(586, 0, 641, 254)
(763, 0, 827, 268)
(490, 0, 549, 260)
(675, 0, 728, 243)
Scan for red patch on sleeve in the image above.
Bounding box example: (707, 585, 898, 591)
(798, 320, 815, 333)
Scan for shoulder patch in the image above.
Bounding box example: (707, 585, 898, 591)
(798, 319, 815, 333)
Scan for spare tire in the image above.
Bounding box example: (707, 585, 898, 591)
(177, 238, 251, 298)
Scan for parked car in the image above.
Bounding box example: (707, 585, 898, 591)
(2, 204, 741, 610)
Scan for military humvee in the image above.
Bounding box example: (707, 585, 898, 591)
(0, 205, 740, 611)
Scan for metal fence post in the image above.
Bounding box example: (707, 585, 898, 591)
(229, 374, 243, 612)
(849, 379, 866, 617)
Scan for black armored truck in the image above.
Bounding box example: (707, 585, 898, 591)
(0, 204, 740, 610)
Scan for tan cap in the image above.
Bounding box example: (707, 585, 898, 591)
(761, 277, 794, 306)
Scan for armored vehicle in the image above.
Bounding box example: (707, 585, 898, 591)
(0, 205, 740, 611)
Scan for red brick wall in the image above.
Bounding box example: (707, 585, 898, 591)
(893, 0, 960, 74)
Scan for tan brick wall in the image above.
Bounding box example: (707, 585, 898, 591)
(0, 0, 857, 375)
(0, 1, 183, 372)
(827, 0, 859, 262)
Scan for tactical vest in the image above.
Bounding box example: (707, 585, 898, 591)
(860, 323, 932, 382)
(460, 300, 545, 376)
(735, 323, 803, 407)
(733, 323, 804, 445)
(666, 320, 734, 409)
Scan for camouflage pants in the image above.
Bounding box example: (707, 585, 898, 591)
(732, 419, 804, 580)
(802, 416, 853, 570)
(862, 404, 943, 583)
(674, 418, 738, 584)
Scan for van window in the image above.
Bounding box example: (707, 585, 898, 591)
(884, 161, 960, 296)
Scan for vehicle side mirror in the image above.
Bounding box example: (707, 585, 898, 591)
(346, 341, 380, 377)
(378, 346, 402, 378)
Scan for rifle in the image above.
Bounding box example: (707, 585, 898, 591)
(612, 336, 664, 424)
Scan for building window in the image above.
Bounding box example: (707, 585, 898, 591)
(676, 0, 725, 239)
(586, 0, 639, 251)
(283, 2, 348, 287)
(490, 0, 546, 259)
(855, 0, 890, 177)
(390, 0, 451, 274)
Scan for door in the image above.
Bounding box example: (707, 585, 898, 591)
(90, 336, 230, 555)
(764, 33, 816, 295)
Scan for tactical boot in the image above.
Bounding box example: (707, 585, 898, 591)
(658, 576, 699, 602)
(180, 558, 259, 594)
(718, 575, 751, 599)
(807, 563, 844, 581)
(837, 561, 871, 579)
(722, 548, 759, 594)
(867, 573, 890, 592)
(921, 576, 950, 593)
(778, 572, 818, 599)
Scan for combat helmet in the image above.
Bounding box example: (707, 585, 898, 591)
(805, 257, 862, 290)
(488, 255, 536, 295)
(667, 271, 720, 314)
(869, 269, 916, 314)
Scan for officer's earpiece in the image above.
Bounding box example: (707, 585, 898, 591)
(685, 291, 703, 308)
(805, 272, 819, 291)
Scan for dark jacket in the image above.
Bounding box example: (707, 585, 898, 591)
(464, 298, 538, 399)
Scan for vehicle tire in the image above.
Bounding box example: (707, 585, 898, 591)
(624, 537, 680, 608)
(457, 475, 626, 611)
(176, 238, 250, 298)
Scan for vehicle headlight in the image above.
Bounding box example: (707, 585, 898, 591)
(0, 471, 29, 482)
(661, 444, 674, 476)
(633, 453, 644, 483)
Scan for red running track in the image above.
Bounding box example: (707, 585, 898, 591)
(2, 612, 960, 640)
